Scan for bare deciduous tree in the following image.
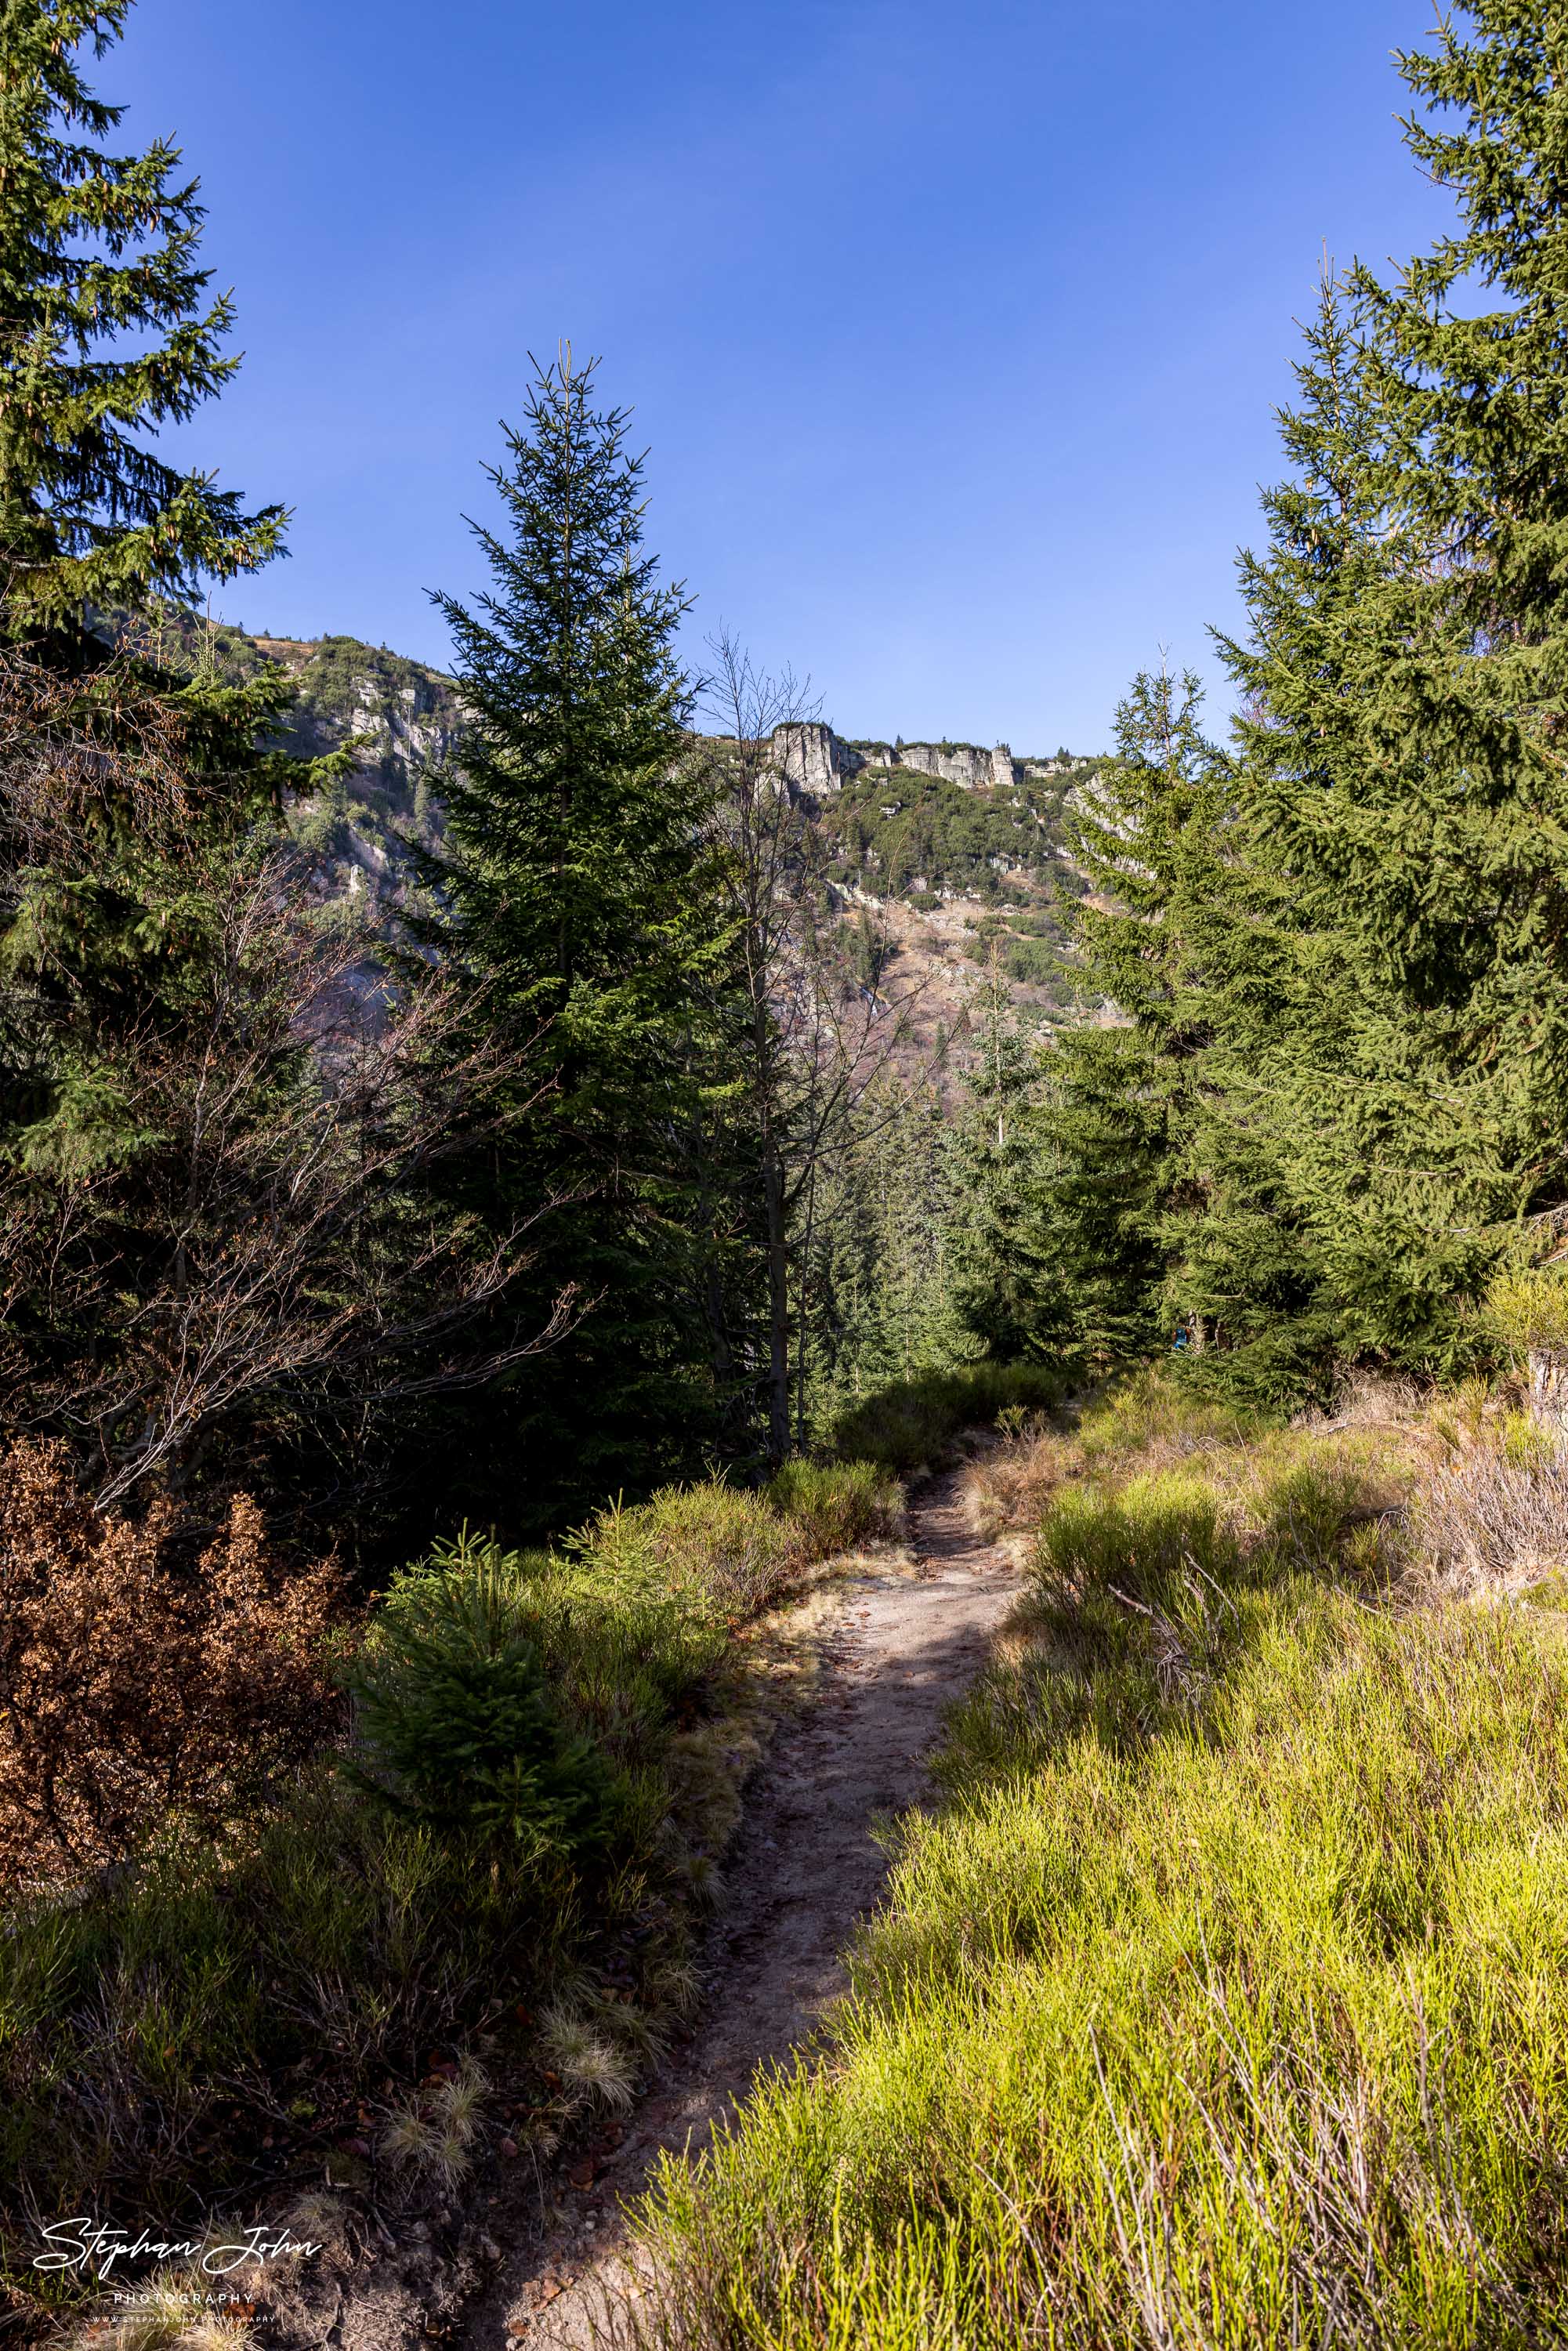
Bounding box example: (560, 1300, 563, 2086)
(0, 650, 576, 1506)
(701, 630, 933, 1461)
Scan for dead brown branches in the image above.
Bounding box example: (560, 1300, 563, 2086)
(1, 719, 575, 1502)
(0, 1439, 344, 1889)
(0, 636, 194, 871)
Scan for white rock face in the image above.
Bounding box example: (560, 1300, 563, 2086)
(900, 742, 989, 790)
(769, 725, 1023, 795)
(770, 722, 860, 796)
(345, 677, 461, 784)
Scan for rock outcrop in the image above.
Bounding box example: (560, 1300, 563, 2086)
(259, 636, 462, 795)
(770, 724, 1075, 799)
(771, 721, 849, 798)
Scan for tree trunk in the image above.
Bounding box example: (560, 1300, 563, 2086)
(795, 1158, 818, 1451)
(763, 1150, 791, 1467)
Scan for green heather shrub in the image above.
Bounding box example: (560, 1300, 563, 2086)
(0, 1452, 889, 2278)
(626, 1481, 810, 1616)
(1075, 1362, 1259, 1466)
(0, 1772, 585, 2233)
(584, 1463, 898, 1618)
(628, 1449, 1568, 2346)
(765, 1458, 900, 1556)
(1482, 1264, 1568, 1366)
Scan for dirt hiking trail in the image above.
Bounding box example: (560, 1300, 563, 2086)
(464, 1461, 1019, 2350)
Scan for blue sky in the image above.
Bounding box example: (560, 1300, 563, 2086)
(113, 0, 1452, 751)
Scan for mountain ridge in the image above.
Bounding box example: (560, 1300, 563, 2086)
(201, 621, 1103, 1034)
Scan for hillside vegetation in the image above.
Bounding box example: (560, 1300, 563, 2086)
(626, 1375, 1568, 2347)
(0, 1452, 900, 2318)
(9, 5, 1568, 2345)
(190, 616, 1094, 1030)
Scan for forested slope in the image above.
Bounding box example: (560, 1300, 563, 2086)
(179, 612, 1103, 1045)
(6, 4, 1568, 2347)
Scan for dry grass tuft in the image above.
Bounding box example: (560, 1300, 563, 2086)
(1408, 1440, 1568, 1594)
(60, 2269, 255, 2351)
(538, 2001, 639, 2112)
(1296, 1365, 1429, 1433)
(962, 1416, 1072, 1540)
(379, 2058, 490, 2186)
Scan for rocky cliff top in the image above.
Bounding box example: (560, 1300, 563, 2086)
(195, 619, 1101, 1036)
(770, 720, 1098, 799)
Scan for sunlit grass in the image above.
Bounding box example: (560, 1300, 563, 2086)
(830, 1363, 1067, 1477)
(626, 1387, 1568, 2347)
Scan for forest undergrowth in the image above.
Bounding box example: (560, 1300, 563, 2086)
(623, 1371, 1568, 2349)
(0, 1457, 899, 2340)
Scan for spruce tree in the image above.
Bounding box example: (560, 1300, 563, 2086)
(1212, 5, 1568, 1371)
(0, 0, 284, 639)
(1, 0, 293, 1200)
(0, 2, 498, 1526)
(427, 351, 736, 1520)
(947, 960, 1061, 1361)
(1016, 670, 1223, 1373)
(931, 6, 1568, 1402)
(802, 1075, 966, 1426)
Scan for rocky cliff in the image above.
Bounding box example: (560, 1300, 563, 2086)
(177, 627, 460, 915)
(197, 621, 1099, 1041)
(771, 720, 1090, 800)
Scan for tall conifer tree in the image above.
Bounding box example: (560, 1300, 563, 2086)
(1020, 671, 1223, 1371)
(1213, 5, 1568, 1370)
(429, 352, 736, 1519)
(947, 961, 1060, 1361)
(0, 0, 293, 1197)
(0, 0, 284, 639)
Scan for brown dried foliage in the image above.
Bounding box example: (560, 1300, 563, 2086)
(0, 1439, 345, 1889)
(963, 1417, 1073, 1539)
(1409, 1444, 1568, 1593)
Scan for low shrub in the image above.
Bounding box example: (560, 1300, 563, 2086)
(0, 1440, 342, 1890)
(625, 1480, 811, 1614)
(1036, 1470, 1237, 1603)
(0, 1446, 889, 2301)
(0, 1770, 588, 2238)
(582, 1462, 899, 1620)
(343, 1537, 617, 1855)
(1251, 1451, 1393, 1571)
(764, 1458, 900, 1555)
(1011, 1473, 1248, 1721)
(1076, 1363, 1258, 1467)
(830, 1363, 1066, 1476)
(1410, 1442, 1568, 1592)
(1482, 1262, 1568, 1363)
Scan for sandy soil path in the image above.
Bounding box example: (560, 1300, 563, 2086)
(462, 1462, 1017, 2350)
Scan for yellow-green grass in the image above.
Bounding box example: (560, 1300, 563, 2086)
(628, 1402, 1568, 2347)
